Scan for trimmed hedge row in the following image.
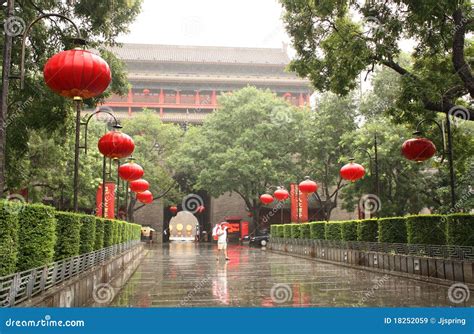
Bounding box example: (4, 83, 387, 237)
(270, 213, 474, 247)
(0, 203, 142, 276)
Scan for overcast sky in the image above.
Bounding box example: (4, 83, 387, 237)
(117, 0, 288, 48)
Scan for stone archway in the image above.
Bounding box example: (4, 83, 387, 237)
(169, 211, 198, 241)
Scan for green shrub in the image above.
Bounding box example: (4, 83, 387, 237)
(378, 217, 407, 243)
(113, 220, 121, 245)
(103, 219, 115, 247)
(94, 218, 105, 250)
(341, 221, 358, 241)
(0, 202, 20, 276)
(79, 215, 96, 254)
(325, 222, 342, 240)
(300, 223, 310, 239)
(54, 212, 82, 261)
(290, 224, 301, 238)
(117, 221, 126, 244)
(17, 204, 56, 271)
(357, 219, 379, 242)
(283, 224, 292, 238)
(445, 214, 474, 246)
(309, 222, 325, 239)
(133, 224, 142, 240)
(270, 225, 276, 237)
(406, 214, 446, 245)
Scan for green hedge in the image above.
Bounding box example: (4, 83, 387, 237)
(406, 214, 446, 245)
(357, 219, 379, 242)
(283, 224, 292, 238)
(378, 217, 407, 243)
(309, 222, 326, 239)
(341, 221, 358, 241)
(54, 212, 82, 261)
(79, 215, 96, 254)
(0, 202, 20, 276)
(325, 222, 342, 240)
(103, 219, 115, 247)
(94, 218, 105, 250)
(300, 223, 310, 239)
(446, 214, 474, 246)
(113, 220, 121, 245)
(276, 225, 284, 237)
(17, 204, 57, 271)
(290, 224, 301, 238)
(270, 225, 277, 237)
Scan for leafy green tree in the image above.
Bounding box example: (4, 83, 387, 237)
(1, 0, 142, 196)
(280, 0, 473, 121)
(299, 92, 357, 220)
(120, 110, 184, 221)
(171, 87, 308, 229)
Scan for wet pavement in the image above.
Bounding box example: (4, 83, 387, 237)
(112, 242, 472, 307)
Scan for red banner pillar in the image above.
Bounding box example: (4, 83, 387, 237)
(96, 182, 115, 218)
(290, 183, 308, 223)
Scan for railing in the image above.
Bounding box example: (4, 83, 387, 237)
(0, 240, 141, 307)
(269, 237, 474, 261)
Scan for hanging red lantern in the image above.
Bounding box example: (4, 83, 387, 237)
(98, 131, 135, 159)
(129, 179, 149, 193)
(143, 88, 150, 95)
(170, 206, 178, 214)
(260, 194, 274, 205)
(340, 161, 366, 182)
(197, 205, 205, 213)
(136, 190, 153, 204)
(274, 187, 289, 201)
(118, 162, 144, 181)
(298, 177, 318, 194)
(401, 137, 436, 162)
(247, 212, 253, 217)
(43, 49, 111, 99)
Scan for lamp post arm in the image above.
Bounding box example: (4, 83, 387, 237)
(414, 118, 447, 163)
(20, 13, 84, 89)
(81, 108, 120, 154)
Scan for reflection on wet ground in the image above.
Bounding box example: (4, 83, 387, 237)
(112, 242, 472, 307)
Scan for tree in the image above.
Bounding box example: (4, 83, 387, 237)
(120, 110, 184, 221)
(1, 0, 142, 197)
(280, 0, 474, 121)
(171, 87, 309, 229)
(299, 92, 357, 220)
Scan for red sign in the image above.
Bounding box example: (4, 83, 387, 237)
(96, 182, 115, 218)
(290, 183, 308, 223)
(240, 221, 249, 238)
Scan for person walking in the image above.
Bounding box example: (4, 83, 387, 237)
(213, 223, 230, 261)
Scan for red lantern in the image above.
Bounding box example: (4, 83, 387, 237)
(260, 194, 274, 205)
(340, 162, 366, 182)
(298, 177, 318, 194)
(274, 188, 289, 201)
(197, 205, 205, 213)
(43, 49, 111, 99)
(130, 179, 149, 193)
(247, 212, 253, 217)
(170, 206, 178, 214)
(136, 190, 153, 204)
(118, 162, 144, 181)
(98, 131, 135, 159)
(401, 137, 437, 162)
(143, 89, 150, 95)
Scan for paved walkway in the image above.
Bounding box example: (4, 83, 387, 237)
(112, 242, 471, 307)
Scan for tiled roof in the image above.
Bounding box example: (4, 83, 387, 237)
(108, 43, 290, 65)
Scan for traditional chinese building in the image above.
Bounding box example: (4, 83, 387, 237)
(102, 44, 356, 240)
(103, 43, 312, 124)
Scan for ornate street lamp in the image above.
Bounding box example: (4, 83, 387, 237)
(259, 193, 274, 205)
(136, 190, 153, 204)
(340, 160, 366, 182)
(402, 119, 455, 209)
(273, 186, 289, 224)
(298, 176, 318, 194)
(129, 179, 150, 193)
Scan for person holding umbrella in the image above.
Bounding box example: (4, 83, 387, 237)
(213, 222, 230, 261)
